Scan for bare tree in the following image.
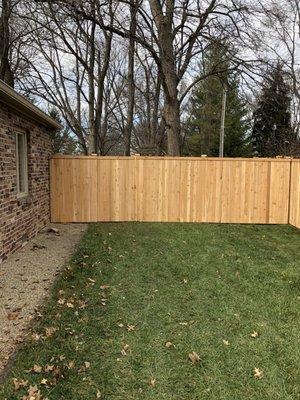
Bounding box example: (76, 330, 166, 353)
(253, 0, 300, 139)
(20, 0, 123, 154)
(133, 52, 166, 154)
(39, 0, 252, 155)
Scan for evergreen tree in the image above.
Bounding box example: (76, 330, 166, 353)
(251, 63, 296, 157)
(185, 42, 251, 157)
(49, 108, 77, 154)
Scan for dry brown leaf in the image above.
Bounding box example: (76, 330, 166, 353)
(53, 365, 63, 378)
(67, 361, 75, 369)
(165, 341, 173, 348)
(12, 378, 28, 391)
(44, 364, 54, 372)
(100, 285, 110, 290)
(121, 344, 130, 356)
(78, 300, 87, 309)
(31, 333, 41, 341)
(127, 325, 135, 332)
(21, 385, 42, 400)
(40, 378, 48, 385)
(250, 331, 259, 338)
(222, 340, 229, 346)
(96, 389, 102, 398)
(188, 351, 200, 364)
(45, 327, 57, 338)
(66, 302, 74, 308)
(32, 364, 43, 373)
(253, 367, 263, 379)
(149, 378, 156, 387)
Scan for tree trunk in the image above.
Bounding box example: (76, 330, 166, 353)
(149, 0, 181, 155)
(164, 97, 181, 156)
(124, 0, 137, 156)
(0, 0, 14, 87)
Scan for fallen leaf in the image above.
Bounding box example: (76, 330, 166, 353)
(127, 325, 135, 332)
(12, 378, 28, 391)
(223, 340, 229, 346)
(44, 364, 54, 372)
(21, 385, 42, 400)
(149, 378, 156, 387)
(78, 300, 87, 309)
(31, 333, 41, 341)
(121, 344, 130, 356)
(253, 367, 263, 379)
(67, 361, 75, 369)
(250, 331, 259, 338)
(32, 364, 43, 373)
(96, 389, 102, 398)
(165, 341, 173, 348)
(188, 351, 200, 364)
(45, 327, 57, 338)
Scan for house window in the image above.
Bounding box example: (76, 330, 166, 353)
(16, 131, 28, 196)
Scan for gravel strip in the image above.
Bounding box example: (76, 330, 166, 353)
(0, 223, 87, 373)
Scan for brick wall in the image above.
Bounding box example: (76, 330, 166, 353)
(0, 101, 53, 261)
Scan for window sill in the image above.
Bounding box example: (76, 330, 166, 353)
(17, 192, 29, 199)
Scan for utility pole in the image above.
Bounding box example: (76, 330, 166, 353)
(219, 87, 227, 157)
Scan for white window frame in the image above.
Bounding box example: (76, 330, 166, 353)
(15, 131, 28, 197)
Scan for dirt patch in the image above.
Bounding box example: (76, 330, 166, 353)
(0, 223, 86, 374)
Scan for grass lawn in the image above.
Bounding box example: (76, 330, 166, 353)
(1, 223, 300, 400)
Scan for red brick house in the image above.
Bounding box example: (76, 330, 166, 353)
(0, 80, 61, 261)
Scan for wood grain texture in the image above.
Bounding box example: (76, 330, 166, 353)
(290, 160, 300, 228)
(50, 156, 293, 225)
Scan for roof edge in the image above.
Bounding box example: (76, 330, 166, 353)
(0, 80, 62, 130)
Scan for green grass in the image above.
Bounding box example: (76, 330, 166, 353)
(1, 223, 300, 400)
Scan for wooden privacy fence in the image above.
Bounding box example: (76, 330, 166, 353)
(50, 156, 300, 228)
(290, 159, 300, 228)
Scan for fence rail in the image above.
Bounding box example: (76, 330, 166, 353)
(50, 156, 299, 227)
